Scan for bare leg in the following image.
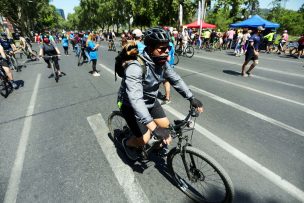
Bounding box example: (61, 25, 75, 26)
(3, 66, 13, 81)
(247, 60, 258, 74)
(163, 80, 170, 101)
(241, 60, 249, 75)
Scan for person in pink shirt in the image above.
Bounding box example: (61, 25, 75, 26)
(227, 28, 235, 49)
(278, 30, 289, 54)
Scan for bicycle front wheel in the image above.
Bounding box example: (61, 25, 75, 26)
(173, 53, 179, 65)
(168, 146, 234, 203)
(185, 46, 194, 58)
(108, 111, 129, 143)
(78, 51, 82, 66)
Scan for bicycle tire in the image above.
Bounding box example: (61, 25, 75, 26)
(108, 111, 129, 143)
(173, 53, 179, 65)
(78, 51, 82, 66)
(167, 146, 234, 203)
(11, 56, 19, 70)
(175, 44, 182, 55)
(0, 77, 10, 98)
(185, 46, 194, 58)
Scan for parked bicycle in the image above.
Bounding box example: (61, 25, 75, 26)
(175, 42, 195, 58)
(108, 107, 234, 203)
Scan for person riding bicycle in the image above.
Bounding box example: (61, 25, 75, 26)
(107, 30, 116, 50)
(0, 44, 17, 89)
(278, 30, 288, 54)
(0, 32, 17, 56)
(19, 34, 36, 59)
(118, 27, 203, 160)
(39, 35, 62, 76)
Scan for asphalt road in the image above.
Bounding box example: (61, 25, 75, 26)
(0, 41, 303, 203)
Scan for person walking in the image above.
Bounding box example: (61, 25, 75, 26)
(86, 34, 100, 76)
(241, 26, 264, 77)
(62, 35, 69, 55)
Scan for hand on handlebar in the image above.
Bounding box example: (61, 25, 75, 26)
(190, 98, 204, 113)
(152, 126, 170, 139)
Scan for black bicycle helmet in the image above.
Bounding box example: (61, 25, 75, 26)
(1, 32, 7, 37)
(144, 27, 170, 46)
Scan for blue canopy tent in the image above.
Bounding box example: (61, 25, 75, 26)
(230, 15, 280, 28)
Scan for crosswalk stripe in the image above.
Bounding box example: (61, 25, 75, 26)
(87, 113, 150, 203)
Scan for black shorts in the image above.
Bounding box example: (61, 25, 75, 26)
(245, 54, 258, 62)
(267, 41, 273, 46)
(0, 59, 9, 67)
(298, 44, 304, 51)
(121, 100, 166, 137)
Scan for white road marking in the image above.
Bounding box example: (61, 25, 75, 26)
(87, 113, 149, 203)
(4, 74, 41, 203)
(189, 85, 304, 137)
(100, 62, 304, 202)
(194, 55, 304, 78)
(252, 75, 304, 90)
(162, 105, 304, 203)
(176, 66, 304, 107)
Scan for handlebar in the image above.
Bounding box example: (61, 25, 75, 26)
(39, 55, 61, 59)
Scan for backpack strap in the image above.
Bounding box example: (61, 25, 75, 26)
(137, 55, 147, 78)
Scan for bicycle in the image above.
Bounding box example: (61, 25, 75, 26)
(173, 52, 179, 65)
(5, 50, 20, 72)
(175, 42, 194, 58)
(0, 65, 12, 98)
(108, 107, 234, 203)
(108, 40, 116, 52)
(40, 55, 62, 83)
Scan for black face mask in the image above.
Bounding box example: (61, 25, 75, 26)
(151, 55, 168, 66)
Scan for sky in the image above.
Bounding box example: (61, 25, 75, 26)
(50, 0, 303, 18)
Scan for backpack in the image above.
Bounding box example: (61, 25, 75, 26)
(114, 40, 146, 81)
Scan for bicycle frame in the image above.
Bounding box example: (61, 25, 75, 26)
(142, 108, 198, 159)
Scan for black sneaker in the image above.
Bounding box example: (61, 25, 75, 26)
(122, 138, 140, 161)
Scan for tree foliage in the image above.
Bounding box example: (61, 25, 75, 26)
(0, 0, 62, 35)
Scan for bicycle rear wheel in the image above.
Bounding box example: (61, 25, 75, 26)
(173, 53, 179, 65)
(168, 146, 234, 203)
(185, 46, 194, 58)
(108, 111, 129, 143)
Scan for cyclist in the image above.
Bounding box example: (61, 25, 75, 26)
(181, 28, 190, 53)
(118, 27, 203, 160)
(0, 44, 17, 89)
(278, 30, 288, 54)
(0, 32, 17, 54)
(39, 35, 62, 76)
(107, 30, 116, 51)
(19, 34, 36, 59)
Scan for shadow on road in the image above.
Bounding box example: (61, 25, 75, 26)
(223, 70, 241, 76)
(235, 190, 281, 203)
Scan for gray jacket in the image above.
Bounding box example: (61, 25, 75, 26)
(118, 52, 193, 125)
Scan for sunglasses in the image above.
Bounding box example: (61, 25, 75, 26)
(157, 46, 171, 52)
